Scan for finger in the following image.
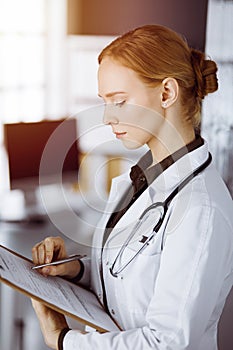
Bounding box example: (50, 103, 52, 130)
(43, 237, 56, 264)
(32, 246, 39, 264)
(32, 238, 55, 265)
(38, 244, 46, 264)
(32, 241, 44, 264)
(31, 298, 46, 314)
(41, 265, 63, 277)
(32, 236, 67, 266)
(43, 236, 67, 263)
(50, 236, 67, 260)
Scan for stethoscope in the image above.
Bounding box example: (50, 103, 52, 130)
(109, 153, 212, 278)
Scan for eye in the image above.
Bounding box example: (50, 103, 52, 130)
(114, 100, 126, 108)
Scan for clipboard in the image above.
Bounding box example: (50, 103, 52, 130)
(0, 245, 120, 333)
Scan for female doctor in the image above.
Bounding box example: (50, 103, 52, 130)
(31, 25, 233, 350)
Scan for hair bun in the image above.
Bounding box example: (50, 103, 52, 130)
(191, 48, 218, 99)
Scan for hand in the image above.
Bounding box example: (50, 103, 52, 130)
(32, 236, 81, 279)
(31, 299, 68, 349)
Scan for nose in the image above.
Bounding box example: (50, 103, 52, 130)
(103, 104, 119, 125)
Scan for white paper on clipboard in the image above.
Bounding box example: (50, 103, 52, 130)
(0, 245, 119, 332)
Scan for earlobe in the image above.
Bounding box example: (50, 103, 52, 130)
(161, 78, 179, 108)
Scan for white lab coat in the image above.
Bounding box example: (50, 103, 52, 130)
(64, 142, 233, 350)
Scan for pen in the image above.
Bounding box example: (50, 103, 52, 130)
(31, 254, 86, 270)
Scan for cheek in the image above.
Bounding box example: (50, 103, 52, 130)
(122, 106, 164, 139)
(128, 125, 151, 139)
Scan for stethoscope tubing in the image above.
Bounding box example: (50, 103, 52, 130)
(109, 153, 212, 278)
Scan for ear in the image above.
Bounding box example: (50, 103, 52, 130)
(160, 78, 179, 108)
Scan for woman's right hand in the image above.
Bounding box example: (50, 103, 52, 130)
(32, 236, 81, 279)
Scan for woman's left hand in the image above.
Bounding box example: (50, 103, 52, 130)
(31, 299, 68, 349)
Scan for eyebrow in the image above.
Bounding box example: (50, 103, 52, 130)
(98, 91, 126, 98)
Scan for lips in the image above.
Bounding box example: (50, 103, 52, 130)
(114, 131, 127, 138)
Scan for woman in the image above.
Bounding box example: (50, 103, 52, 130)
(31, 25, 233, 349)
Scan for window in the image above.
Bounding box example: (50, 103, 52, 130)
(0, 0, 47, 125)
(0, 0, 67, 191)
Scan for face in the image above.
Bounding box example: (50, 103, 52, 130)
(98, 57, 165, 150)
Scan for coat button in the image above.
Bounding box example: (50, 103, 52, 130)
(111, 309, 115, 315)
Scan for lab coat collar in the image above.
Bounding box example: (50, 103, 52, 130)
(153, 141, 209, 193)
(107, 141, 209, 231)
(131, 134, 204, 189)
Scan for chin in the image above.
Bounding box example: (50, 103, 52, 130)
(122, 139, 142, 150)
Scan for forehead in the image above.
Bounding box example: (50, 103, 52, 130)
(98, 58, 143, 96)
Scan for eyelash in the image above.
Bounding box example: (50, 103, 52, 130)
(114, 100, 126, 108)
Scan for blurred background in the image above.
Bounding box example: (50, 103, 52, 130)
(0, 0, 232, 197)
(0, 0, 232, 349)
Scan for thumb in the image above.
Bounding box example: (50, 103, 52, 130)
(41, 264, 67, 277)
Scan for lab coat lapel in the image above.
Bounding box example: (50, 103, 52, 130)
(90, 172, 132, 300)
(104, 172, 131, 226)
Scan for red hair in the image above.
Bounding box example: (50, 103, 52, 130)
(98, 25, 218, 127)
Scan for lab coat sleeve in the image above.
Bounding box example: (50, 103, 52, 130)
(63, 204, 233, 350)
(145, 204, 233, 348)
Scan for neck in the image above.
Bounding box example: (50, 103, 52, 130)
(148, 124, 196, 165)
